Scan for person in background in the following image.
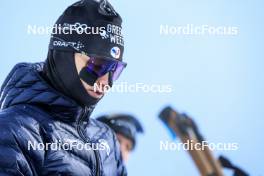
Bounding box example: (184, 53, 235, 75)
(97, 114, 144, 163)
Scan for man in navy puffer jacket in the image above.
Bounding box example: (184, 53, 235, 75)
(0, 0, 127, 175)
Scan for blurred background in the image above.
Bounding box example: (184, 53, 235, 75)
(0, 0, 263, 175)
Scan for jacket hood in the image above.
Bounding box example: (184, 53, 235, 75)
(0, 62, 91, 122)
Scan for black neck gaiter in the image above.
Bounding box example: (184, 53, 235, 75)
(43, 50, 99, 108)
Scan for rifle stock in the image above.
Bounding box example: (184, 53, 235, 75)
(159, 106, 224, 176)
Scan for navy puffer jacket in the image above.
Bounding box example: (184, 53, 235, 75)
(0, 63, 127, 176)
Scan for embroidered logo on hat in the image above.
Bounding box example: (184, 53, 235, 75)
(110, 46, 121, 59)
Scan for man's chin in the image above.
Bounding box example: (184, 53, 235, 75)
(87, 90, 104, 99)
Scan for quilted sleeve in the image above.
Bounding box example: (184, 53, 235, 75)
(0, 109, 43, 176)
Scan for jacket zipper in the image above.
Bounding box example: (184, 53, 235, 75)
(76, 106, 101, 176)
